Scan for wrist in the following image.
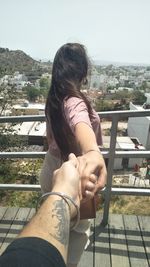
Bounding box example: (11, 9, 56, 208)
(36, 191, 80, 230)
(85, 149, 100, 154)
(51, 190, 77, 218)
(52, 186, 78, 206)
(84, 149, 104, 160)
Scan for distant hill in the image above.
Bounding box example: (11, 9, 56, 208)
(0, 48, 52, 80)
(94, 59, 150, 67)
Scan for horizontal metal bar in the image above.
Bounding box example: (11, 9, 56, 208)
(115, 150, 150, 158)
(0, 184, 149, 197)
(0, 150, 149, 159)
(0, 109, 150, 123)
(0, 184, 41, 191)
(0, 115, 45, 123)
(98, 109, 150, 119)
(111, 187, 150, 196)
(102, 150, 150, 158)
(99, 186, 150, 196)
(0, 152, 46, 158)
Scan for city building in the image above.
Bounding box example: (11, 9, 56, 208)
(128, 102, 150, 149)
(12, 121, 46, 147)
(102, 136, 145, 170)
(12, 101, 45, 115)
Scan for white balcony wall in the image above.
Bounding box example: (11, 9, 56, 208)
(128, 103, 150, 149)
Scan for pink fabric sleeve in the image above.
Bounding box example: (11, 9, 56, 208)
(63, 97, 92, 133)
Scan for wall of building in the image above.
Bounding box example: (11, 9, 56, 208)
(127, 102, 150, 149)
(114, 158, 122, 170)
(113, 157, 143, 170)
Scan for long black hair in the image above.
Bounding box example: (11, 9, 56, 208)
(45, 43, 93, 160)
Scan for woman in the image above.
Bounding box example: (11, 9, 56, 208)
(40, 43, 107, 267)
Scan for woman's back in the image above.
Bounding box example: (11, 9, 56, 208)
(47, 96, 102, 158)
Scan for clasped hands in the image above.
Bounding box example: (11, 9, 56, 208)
(52, 152, 107, 219)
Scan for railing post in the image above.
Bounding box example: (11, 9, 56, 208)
(102, 116, 118, 225)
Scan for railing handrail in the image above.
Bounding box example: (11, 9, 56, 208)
(0, 184, 149, 197)
(0, 109, 150, 123)
(0, 115, 45, 123)
(0, 150, 150, 159)
(0, 109, 150, 225)
(98, 109, 150, 118)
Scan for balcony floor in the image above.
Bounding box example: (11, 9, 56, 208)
(0, 207, 149, 267)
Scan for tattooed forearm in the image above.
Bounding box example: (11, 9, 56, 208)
(49, 199, 70, 246)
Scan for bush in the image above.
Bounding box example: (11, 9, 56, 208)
(95, 99, 113, 112)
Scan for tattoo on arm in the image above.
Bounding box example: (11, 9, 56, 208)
(49, 199, 70, 247)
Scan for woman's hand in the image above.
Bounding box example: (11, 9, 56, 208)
(74, 122, 107, 199)
(78, 150, 107, 199)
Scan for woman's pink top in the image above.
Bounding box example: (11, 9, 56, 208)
(47, 97, 102, 158)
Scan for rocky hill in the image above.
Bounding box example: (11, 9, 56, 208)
(0, 48, 52, 80)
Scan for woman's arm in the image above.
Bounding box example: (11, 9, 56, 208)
(74, 122, 107, 197)
(63, 97, 107, 197)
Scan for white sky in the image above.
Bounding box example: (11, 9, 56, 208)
(0, 0, 150, 64)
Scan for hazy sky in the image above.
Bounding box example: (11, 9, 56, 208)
(0, 0, 150, 64)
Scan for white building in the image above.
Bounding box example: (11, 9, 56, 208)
(90, 69, 101, 89)
(119, 74, 129, 81)
(107, 77, 119, 87)
(0, 75, 10, 86)
(12, 101, 45, 115)
(145, 93, 150, 104)
(117, 87, 134, 92)
(0, 72, 28, 89)
(42, 73, 52, 80)
(12, 121, 46, 147)
(127, 102, 150, 149)
(144, 71, 150, 79)
(90, 68, 108, 90)
(102, 136, 145, 170)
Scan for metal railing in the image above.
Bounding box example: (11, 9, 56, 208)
(98, 109, 150, 225)
(0, 109, 150, 225)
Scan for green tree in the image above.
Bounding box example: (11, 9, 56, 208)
(140, 81, 147, 92)
(0, 82, 40, 208)
(40, 87, 49, 99)
(92, 82, 97, 89)
(95, 99, 113, 111)
(0, 84, 21, 115)
(24, 85, 40, 102)
(132, 91, 146, 105)
(113, 90, 132, 101)
(39, 77, 50, 89)
(39, 77, 50, 99)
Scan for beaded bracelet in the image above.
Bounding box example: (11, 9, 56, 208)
(36, 192, 80, 230)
